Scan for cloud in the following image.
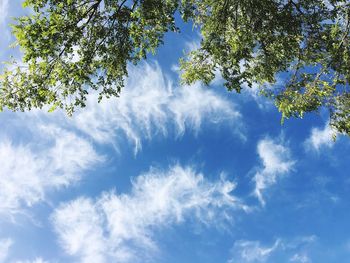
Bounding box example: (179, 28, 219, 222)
(0, 0, 11, 51)
(305, 122, 335, 151)
(228, 236, 316, 263)
(52, 165, 246, 263)
(286, 236, 316, 263)
(228, 239, 280, 263)
(253, 138, 295, 205)
(0, 238, 12, 263)
(0, 124, 102, 218)
(13, 258, 50, 263)
(73, 62, 242, 153)
(290, 253, 311, 263)
(0, 0, 9, 26)
(52, 198, 108, 263)
(0, 60, 239, 221)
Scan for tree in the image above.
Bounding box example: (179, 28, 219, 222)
(1, 0, 350, 135)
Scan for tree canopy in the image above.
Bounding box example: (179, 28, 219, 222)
(1, 0, 350, 135)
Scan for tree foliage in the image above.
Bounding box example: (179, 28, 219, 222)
(1, 0, 350, 135)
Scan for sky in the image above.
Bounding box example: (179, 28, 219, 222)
(1, 1, 350, 263)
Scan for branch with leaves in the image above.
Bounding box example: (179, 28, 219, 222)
(1, 0, 350, 136)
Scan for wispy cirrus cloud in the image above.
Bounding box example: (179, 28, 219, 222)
(0, 60, 240, 219)
(0, 60, 243, 261)
(0, 238, 51, 263)
(289, 253, 311, 263)
(0, 0, 11, 54)
(228, 239, 280, 263)
(253, 138, 295, 205)
(228, 236, 316, 263)
(305, 122, 336, 152)
(0, 238, 12, 263)
(0, 0, 9, 26)
(13, 258, 50, 263)
(0, 124, 102, 218)
(52, 165, 246, 263)
(73, 62, 243, 153)
(3, 60, 241, 154)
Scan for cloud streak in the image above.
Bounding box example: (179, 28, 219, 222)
(0, 61, 240, 220)
(52, 165, 246, 263)
(0, 238, 12, 263)
(0, 124, 102, 218)
(13, 258, 50, 263)
(228, 239, 280, 263)
(0, 0, 9, 26)
(253, 138, 295, 205)
(305, 122, 335, 151)
(228, 236, 316, 263)
(72, 62, 242, 153)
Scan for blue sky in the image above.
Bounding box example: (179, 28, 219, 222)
(1, 1, 350, 263)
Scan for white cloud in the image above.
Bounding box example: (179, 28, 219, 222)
(184, 38, 201, 53)
(228, 239, 280, 263)
(290, 253, 311, 263)
(253, 138, 295, 205)
(0, 0, 9, 26)
(52, 165, 246, 263)
(285, 235, 317, 248)
(13, 258, 50, 263)
(3, 60, 241, 156)
(0, 238, 12, 263)
(0, 124, 102, 218)
(73, 62, 242, 153)
(240, 82, 274, 110)
(286, 236, 316, 263)
(305, 122, 335, 151)
(0, 0, 11, 49)
(0, 61, 239, 219)
(228, 236, 316, 263)
(52, 197, 108, 263)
